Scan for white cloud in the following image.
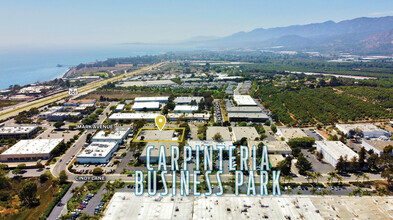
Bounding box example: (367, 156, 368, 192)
(370, 11, 393, 16)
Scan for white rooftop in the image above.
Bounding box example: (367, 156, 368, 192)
(77, 142, 118, 158)
(336, 123, 388, 134)
(0, 126, 38, 134)
(134, 96, 169, 102)
(316, 141, 358, 161)
(278, 127, 308, 139)
(174, 97, 203, 104)
(206, 127, 231, 141)
(187, 140, 233, 151)
(1, 139, 63, 155)
(233, 95, 257, 106)
(174, 105, 198, 112)
(109, 113, 160, 120)
(132, 102, 160, 110)
(232, 126, 259, 141)
(92, 127, 130, 140)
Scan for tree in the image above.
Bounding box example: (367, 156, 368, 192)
(54, 121, 65, 129)
(270, 124, 277, 133)
(264, 120, 271, 126)
(381, 166, 393, 187)
(383, 145, 393, 154)
(93, 167, 103, 175)
(212, 133, 223, 142)
(349, 156, 359, 171)
(335, 156, 347, 172)
(295, 153, 312, 175)
(19, 181, 38, 205)
(367, 153, 378, 171)
(276, 156, 292, 176)
(316, 150, 323, 161)
(59, 170, 68, 184)
(358, 147, 366, 169)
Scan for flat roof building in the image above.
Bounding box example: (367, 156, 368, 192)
(76, 142, 118, 164)
(134, 96, 168, 103)
(228, 112, 269, 122)
(139, 142, 177, 163)
(167, 113, 210, 121)
(0, 139, 63, 162)
(132, 102, 161, 111)
(109, 113, 160, 122)
(0, 126, 39, 139)
(187, 140, 233, 151)
(48, 112, 82, 121)
(232, 126, 260, 141)
(233, 95, 257, 106)
(362, 140, 393, 156)
(277, 127, 308, 140)
(174, 97, 203, 104)
(64, 99, 96, 106)
(206, 127, 231, 141)
(315, 141, 358, 167)
(248, 140, 292, 155)
(174, 105, 198, 113)
(115, 104, 125, 112)
(226, 106, 262, 113)
(91, 127, 131, 144)
(336, 124, 390, 138)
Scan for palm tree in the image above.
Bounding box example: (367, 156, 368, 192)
(361, 173, 369, 183)
(315, 172, 322, 184)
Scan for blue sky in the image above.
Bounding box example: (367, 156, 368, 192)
(0, 0, 393, 48)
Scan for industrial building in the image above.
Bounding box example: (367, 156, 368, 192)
(134, 96, 168, 103)
(248, 140, 292, 155)
(0, 139, 63, 162)
(108, 113, 160, 122)
(167, 113, 210, 121)
(233, 95, 257, 106)
(226, 106, 262, 113)
(174, 97, 203, 104)
(206, 127, 231, 141)
(132, 102, 161, 111)
(91, 127, 131, 144)
(362, 140, 393, 156)
(103, 193, 393, 220)
(232, 126, 260, 141)
(115, 104, 125, 112)
(76, 142, 118, 164)
(228, 112, 269, 122)
(139, 142, 176, 163)
(315, 141, 358, 167)
(336, 123, 390, 138)
(74, 104, 95, 112)
(39, 106, 64, 119)
(174, 105, 198, 113)
(48, 112, 82, 121)
(64, 99, 96, 106)
(0, 126, 39, 139)
(277, 127, 308, 140)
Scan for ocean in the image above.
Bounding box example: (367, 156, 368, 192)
(0, 45, 195, 90)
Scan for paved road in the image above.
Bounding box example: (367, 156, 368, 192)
(47, 182, 84, 220)
(234, 83, 242, 95)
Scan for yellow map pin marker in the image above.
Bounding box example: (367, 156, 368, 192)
(155, 115, 166, 131)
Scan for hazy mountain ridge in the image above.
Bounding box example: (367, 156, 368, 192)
(197, 16, 393, 54)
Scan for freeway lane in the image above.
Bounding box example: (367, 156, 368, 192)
(0, 62, 165, 120)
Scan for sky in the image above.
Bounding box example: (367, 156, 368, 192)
(1, 0, 393, 49)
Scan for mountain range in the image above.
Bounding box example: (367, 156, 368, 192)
(190, 16, 393, 55)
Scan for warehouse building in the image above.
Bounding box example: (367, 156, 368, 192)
(248, 140, 292, 155)
(174, 105, 198, 113)
(74, 104, 95, 112)
(139, 142, 176, 163)
(336, 123, 390, 138)
(0, 126, 39, 139)
(76, 142, 119, 164)
(206, 127, 232, 141)
(187, 140, 233, 152)
(232, 126, 260, 141)
(48, 112, 82, 121)
(362, 140, 393, 156)
(228, 112, 269, 122)
(91, 127, 131, 144)
(315, 141, 358, 167)
(64, 99, 96, 106)
(115, 104, 125, 112)
(109, 113, 160, 122)
(277, 127, 308, 140)
(233, 95, 257, 106)
(39, 106, 64, 119)
(226, 106, 262, 113)
(132, 102, 161, 111)
(134, 96, 168, 103)
(167, 113, 210, 121)
(174, 97, 203, 104)
(0, 139, 63, 162)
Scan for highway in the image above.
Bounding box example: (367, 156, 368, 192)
(0, 62, 166, 120)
